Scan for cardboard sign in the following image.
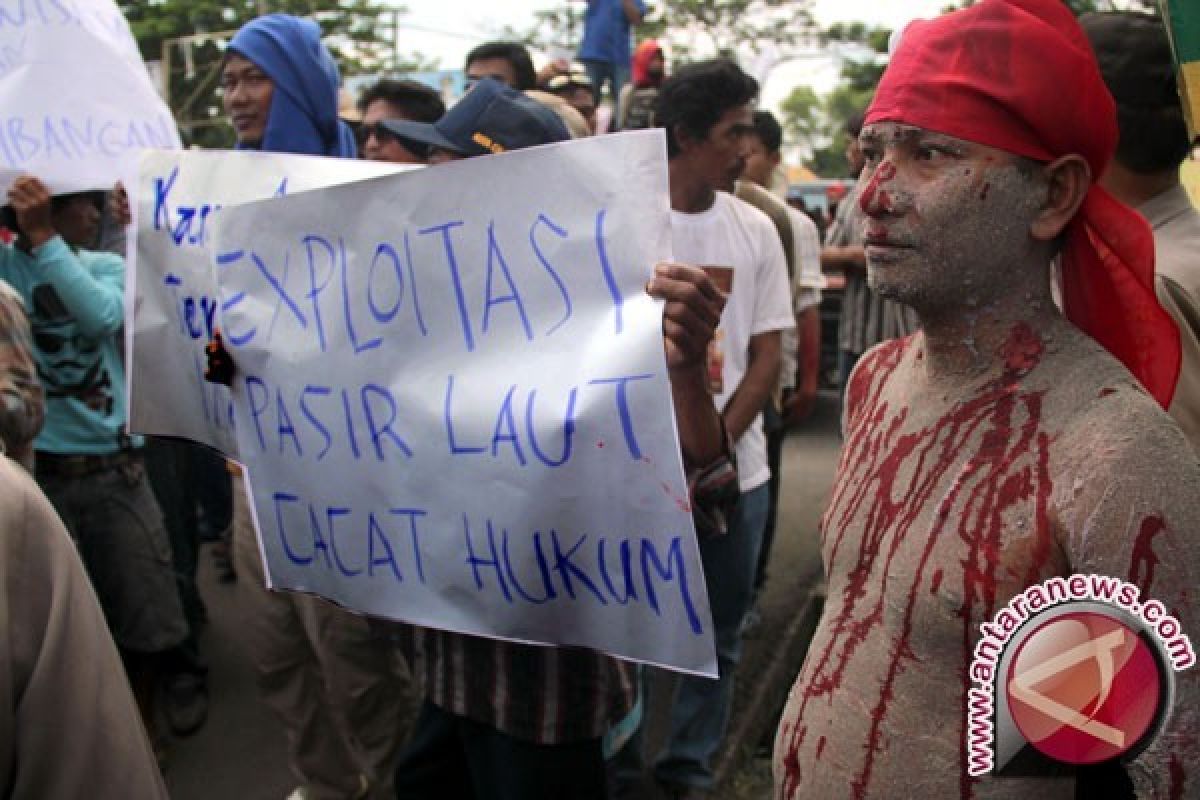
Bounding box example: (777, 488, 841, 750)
(135, 132, 717, 675)
(130, 150, 407, 454)
(0, 0, 180, 195)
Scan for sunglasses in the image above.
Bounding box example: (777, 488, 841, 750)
(464, 73, 510, 92)
(358, 122, 400, 145)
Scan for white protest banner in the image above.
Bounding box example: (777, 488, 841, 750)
(0, 0, 180, 195)
(130, 150, 406, 454)
(212, 131, 717, 675)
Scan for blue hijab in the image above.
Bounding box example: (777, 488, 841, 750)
(228, 14, 357, 158)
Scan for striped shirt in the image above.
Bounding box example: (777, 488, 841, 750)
(397, 449, 739, 744)
(831, 183, 920, 355)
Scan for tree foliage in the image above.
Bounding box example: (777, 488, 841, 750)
(776, 22, 887, 177)
(120, 0, 413, 147)
(642, 0, 818, 61)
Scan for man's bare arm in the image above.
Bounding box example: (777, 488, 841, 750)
(622, 0, 644, 24)
(648, 262, 725, 466)
(722, 330, 782, 444)
(1056, 406, 1200, 799)
(820, 244, 866, 276)
(789, 305, 821, 422)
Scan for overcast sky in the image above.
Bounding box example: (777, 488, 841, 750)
(388, 0, 949, 112)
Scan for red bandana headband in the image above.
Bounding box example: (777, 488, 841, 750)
(865, 0, 1181, 408)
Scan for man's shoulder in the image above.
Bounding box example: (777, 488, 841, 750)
(785, 203, 820, 242)
(1047, 341, 1193, 481)
(1154, 205, 1200, 295)
(722, 189, 777, 228)
(720, 191, 786, 256)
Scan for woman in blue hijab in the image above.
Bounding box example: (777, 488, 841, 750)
(218, 15, 409, 800)
(222, 13, 357, 157)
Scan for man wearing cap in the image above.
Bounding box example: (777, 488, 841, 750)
(220, 15, 409, 799)
(544, 64, 598, 133)
(357, 79, 445, 164)
(208, 77, 737, 798)
(774, 1, 1200, 798)
(1083, 11, 1200, 458)
(379, 79, 734, 799)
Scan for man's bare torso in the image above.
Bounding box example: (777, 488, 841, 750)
(775, 320, 1200, 799)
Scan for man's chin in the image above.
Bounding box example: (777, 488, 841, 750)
(866, 269, 918, 306)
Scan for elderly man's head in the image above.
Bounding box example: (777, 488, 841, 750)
(860, 0, 1178, 406)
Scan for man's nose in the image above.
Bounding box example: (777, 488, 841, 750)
(858, 161, 901, 217)
(226, 83, 246, 107)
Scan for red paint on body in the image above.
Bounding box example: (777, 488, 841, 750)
(1129, 514, 1166, 594)
(816, 735, 827, 760)
(1098, 388, 1117, 398)
(1169, 754, 1185, 800)
(859, 162, 897, 213)
(1001, 322, 1043, 375)
(930, 568, 944, 595)
(780, 325, 1057, 800)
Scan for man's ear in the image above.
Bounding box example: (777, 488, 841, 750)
(769, 150, 782, 169)
(673, 123, 697, 155)
(1030, 154, 1091, 242)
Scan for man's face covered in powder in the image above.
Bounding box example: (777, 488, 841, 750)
(856, 122, 1045, 313)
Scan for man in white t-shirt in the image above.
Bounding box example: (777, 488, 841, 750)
(637, 58, 794, 799)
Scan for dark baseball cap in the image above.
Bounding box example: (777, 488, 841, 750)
(381, 77, 570, 158)
(1081, 11, 1178, 110)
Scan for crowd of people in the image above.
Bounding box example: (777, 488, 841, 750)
(1, 0, 1198, 799)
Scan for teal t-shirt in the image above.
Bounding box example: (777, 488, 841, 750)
(0, 236, 129, 454)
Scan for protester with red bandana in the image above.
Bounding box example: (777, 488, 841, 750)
(773, 1, 1200, 797)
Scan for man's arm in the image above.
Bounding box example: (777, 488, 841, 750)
(622, 0, 645, 25)
(722, 330, 782, 443)
(789, 304, 821, 422)
(1056, 405, 1200, 798)
(820, 244, 866, 276)
(647, 262, 725, 466)
(7, 176, 124, 338)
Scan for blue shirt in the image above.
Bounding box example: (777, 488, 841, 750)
(0, 237, 129, 454)
(578, 0, 645, 67)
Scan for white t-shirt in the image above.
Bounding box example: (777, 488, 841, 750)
(670, 191, 794, 492)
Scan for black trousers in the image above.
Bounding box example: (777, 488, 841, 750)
(395, 700, 608, 800)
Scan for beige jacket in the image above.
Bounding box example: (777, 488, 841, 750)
(0, 458, 167, 799)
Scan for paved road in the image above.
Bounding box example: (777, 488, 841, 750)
(165, 390, 843, 799)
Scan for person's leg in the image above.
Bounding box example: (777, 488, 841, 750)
(756, 402, 786, 600)
(611, 60, 632, 123)
(191, 443, 233, 542)
(43, 459, 191, 763)
(460, 716, 607, 800)
(653, 485, 771, 791)
(143, 438, 210, 736)
(231, 475, 363, 799)
(394, 701, 475, 800)
(581, 59, 607, 106)
(606, 667, 646, 799)
(306, 595, 412, 799)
